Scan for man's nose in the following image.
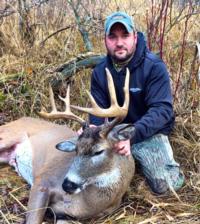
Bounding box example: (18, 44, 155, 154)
(116, 38, 123, 46)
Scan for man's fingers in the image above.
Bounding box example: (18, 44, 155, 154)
(114, 145, 124, 152)
(77, 128, 83, 135)
(125, 150, 131, 156)
(77, 124, 97, 135)
(118, 146, 130, 156)
(113, 140, 131, 156)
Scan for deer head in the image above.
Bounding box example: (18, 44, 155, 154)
(38, 68, 135, 194)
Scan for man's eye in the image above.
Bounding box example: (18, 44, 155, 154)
(108, 34, 116, 39)
(123, 34, 130, 38)
(93, 150, 104, 156)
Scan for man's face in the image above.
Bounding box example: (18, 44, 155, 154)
(105, 23, 137, 63)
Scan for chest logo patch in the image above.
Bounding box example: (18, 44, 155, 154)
(130, 87, 142, 93)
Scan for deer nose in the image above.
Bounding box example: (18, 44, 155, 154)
(62, 178, 80, 194)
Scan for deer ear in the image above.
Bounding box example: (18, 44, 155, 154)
(56, 137, 78, 152)
(107, 124, 135, 142)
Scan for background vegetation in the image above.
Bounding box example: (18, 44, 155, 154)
(0, 0, 199, 223)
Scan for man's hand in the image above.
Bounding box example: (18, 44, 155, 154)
(114, 139, 131, 156)
(77, 124, 97, 135)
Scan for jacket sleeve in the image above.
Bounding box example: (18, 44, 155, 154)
(89, 69, 110, 125)
(133, 62, 175, 143)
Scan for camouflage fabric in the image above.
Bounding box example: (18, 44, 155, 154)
(131, 134, 184, 194)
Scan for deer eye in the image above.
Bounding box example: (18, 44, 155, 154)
(93, 150, 104, 156)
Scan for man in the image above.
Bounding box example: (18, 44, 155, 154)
(89, 11, 184, 194)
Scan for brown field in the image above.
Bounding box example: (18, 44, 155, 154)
(0, 0, 200, 223)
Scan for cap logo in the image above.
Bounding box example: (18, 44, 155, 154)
(112, 15, 126, 20)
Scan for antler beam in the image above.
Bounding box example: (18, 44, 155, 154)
(71, 67, 130, 120)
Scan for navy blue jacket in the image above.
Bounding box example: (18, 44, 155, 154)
(89, 32, 175, 143)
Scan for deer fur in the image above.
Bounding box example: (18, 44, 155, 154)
(0, 117, 135, 224)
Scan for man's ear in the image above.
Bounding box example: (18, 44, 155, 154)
(56, 137, 78, 152)
(133, 31, 138, 45)
(107, 124, 135, 142)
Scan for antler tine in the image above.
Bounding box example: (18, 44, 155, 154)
(49, 85, 57, 112)
(105, 68, 118, 106)
(38, 85, 86, 126)
(58, 84, 71, 113)
(122, 68, 130, 110)
(71, 67, 130, 121)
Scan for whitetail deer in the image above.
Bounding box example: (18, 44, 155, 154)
(0, 68, 135, 224)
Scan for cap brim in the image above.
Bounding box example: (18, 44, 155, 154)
(106, 20, 133, 35)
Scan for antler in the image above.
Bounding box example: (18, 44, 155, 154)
(71, 67, 130, 120)
(38, 67, 130, 135)
(38, 85, 86, 126)
(71, 67, 130, 136)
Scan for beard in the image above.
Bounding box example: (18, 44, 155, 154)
(110, 49, 134, 63)
(106, 46, 135, 63)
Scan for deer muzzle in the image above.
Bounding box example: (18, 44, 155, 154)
(62, 178, 84, 194)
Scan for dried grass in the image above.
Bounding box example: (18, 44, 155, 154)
(0, 0, 200, 223)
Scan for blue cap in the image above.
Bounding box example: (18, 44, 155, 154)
(105, 12, 135, 35)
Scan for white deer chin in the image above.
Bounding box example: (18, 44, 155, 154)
(66, 167, 121, 194)
(94, 168, 121, 188)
